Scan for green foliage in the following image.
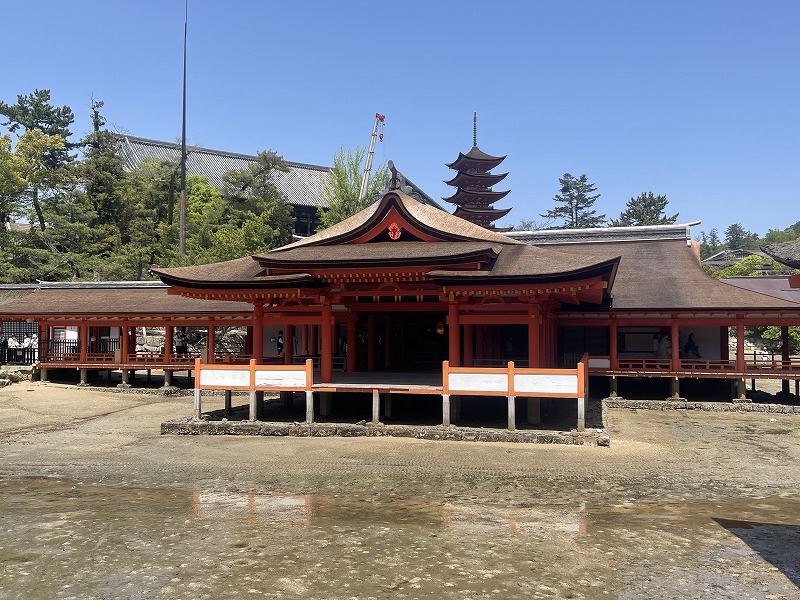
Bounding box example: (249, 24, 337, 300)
(746, 326, 800, 353)
(698, 228, 722, 260)
(724, 223, 760, 250)
(763, 227, 799, 245)
(609, 192, 678, 227)
(0, 134, 27, 223)
(714, 254, 790, 278)
(317, 146, 388, 231)
(540, 173, 605, 229)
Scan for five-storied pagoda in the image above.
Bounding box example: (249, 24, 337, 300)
(443, 113, 511, 230)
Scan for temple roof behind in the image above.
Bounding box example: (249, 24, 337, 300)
(762, 240, 800, 268)
(114, 135, 442, 210)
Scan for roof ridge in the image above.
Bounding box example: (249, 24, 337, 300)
(114, 134, 332, 172)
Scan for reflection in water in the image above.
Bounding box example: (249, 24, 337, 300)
(191, 489, 589, 534)
(2, 477, 800, 600)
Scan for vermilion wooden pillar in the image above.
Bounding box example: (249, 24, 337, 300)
(367, 314, 376, 371)
(164, 325, 173, 362)
(463, 324, 473, 367)
(120, 321, 129, 362)
(670, 321, 680, 370)
(346, 315, 357, 373)
(252, 303, 264, 363)
(736, 323, 745, 371)
(528, 303, 540, 368)
(206, 323, 215, 363)
(79, 322, 89, 363)
(448, 301, 460, 367)
(321, 303, 333, 382)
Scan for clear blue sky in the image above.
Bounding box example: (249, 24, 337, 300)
(3, 0, 798, 237)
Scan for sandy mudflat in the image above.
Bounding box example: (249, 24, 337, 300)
(0, 381, 799, 599)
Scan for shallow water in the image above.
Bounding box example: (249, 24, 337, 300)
(1, 477, 798, 599)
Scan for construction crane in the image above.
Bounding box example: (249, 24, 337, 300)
(358, 113, 385, 201)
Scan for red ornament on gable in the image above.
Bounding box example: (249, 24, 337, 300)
(388, 222, 402, 240)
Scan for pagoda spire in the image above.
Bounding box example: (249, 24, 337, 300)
(443, 114, 511, 231)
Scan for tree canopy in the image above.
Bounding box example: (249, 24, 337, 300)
(609, 192, 678, 227)
(540, 173, 605, 229)
(0, 89, 297, 283)
(317, 146, 388, 231)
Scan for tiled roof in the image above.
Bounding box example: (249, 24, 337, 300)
(762, 240, 800, 268)
(113, 135, 442, 211)
(115, 134, 330, 208)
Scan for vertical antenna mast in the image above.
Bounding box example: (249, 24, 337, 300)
(179, 0, 188, 257)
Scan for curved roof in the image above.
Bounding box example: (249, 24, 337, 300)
(443, 188, 511, 206)
(533, 238, 800, 311)
(444, 171, 508, 188)
(281, 190, 520, 249)
(153, 190, 618, 295)
(446, 146, 506, 171)
(762, 240, 800, 268)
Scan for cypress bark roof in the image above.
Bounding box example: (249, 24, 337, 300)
(153, 191, 619, 293)
(537, 238, 800, 311)
(0, 283, 252, 316)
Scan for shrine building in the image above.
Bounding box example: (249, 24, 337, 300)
(0, 181, 799, 433)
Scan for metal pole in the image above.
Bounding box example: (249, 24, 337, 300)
(179, 0, 188, 256)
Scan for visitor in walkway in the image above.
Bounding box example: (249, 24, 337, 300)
(683, 333, 701, 358)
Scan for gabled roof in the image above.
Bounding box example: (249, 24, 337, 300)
(280, 191, 519, 249)
(154, 190, 619, 298)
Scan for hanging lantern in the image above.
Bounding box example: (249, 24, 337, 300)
(436, 322, 445, 335)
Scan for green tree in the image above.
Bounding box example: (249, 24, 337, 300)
(609, 192, 678, 227)
(0, 134, 27, 223)
(698, 228, 722, 260)
(317, 146, 388, 231)
(0, 90, 75, 231)
(762, 227, 799, 245)
(191, 150, 296, 262)
(724, 223, 759, 250)
(540, 173, 605, 229)
(714, 254, 789, 278)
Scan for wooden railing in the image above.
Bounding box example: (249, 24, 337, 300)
(587, 355, 800, 376)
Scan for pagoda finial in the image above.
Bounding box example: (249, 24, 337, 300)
(473, 112, 477, 147)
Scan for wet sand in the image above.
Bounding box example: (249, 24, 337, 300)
(1, 382, 799, 599)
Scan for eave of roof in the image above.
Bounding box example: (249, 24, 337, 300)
(762, 240, 800, 268)
(258, 242, 501, 271)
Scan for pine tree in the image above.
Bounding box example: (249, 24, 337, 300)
(540, 173, 605, 229)
(610, 192, 678, 227)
